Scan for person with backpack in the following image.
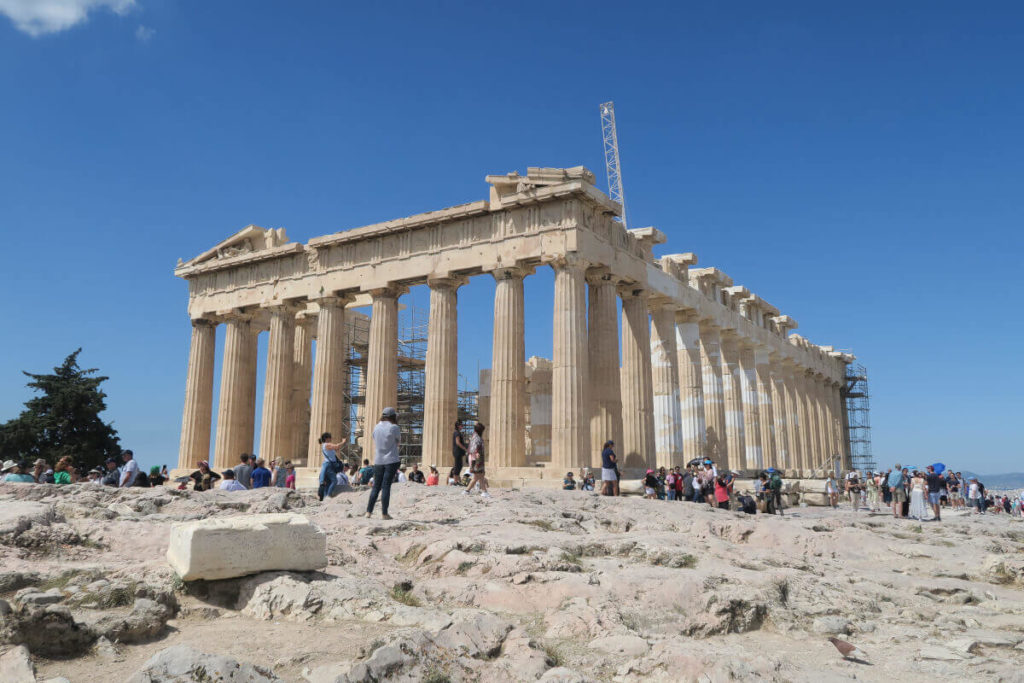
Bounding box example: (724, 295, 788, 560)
(767, 469, 784, 515)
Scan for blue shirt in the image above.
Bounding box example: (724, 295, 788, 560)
(887, 470, 904, 489)
(601, 447, 616, 469)
(251, 467, 271, 488)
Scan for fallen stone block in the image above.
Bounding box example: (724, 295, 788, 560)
(0, 645, 35, 683)
(166, 513, 327, 581)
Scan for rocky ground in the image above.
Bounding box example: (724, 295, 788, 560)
(2, 482, 1024, 682)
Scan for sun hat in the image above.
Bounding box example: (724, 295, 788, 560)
(1, 459, 17, 473)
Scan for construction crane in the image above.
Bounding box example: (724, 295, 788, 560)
(599, 101, 628, 229)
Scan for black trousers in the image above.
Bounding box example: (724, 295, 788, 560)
(367, 462, 400, 515)
(767, 490, 783, 514)
(450, 454, 464, 483)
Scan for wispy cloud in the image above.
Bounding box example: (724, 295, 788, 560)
(135, 23, 153, 43)
(0, 0, 136, 37)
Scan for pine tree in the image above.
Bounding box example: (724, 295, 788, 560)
(0, 349, 121, 470)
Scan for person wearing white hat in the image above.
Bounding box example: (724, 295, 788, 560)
(2, 460, 35, 483)
(366, 407, 401, 519)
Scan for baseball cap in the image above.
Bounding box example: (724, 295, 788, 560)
(382, 406, 397, 418)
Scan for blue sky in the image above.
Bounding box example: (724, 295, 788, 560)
(1, 2, 1021, 474)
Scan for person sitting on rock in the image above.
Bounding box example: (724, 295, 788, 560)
(563, 471, 577, 491)
(426, 466, 440, 486)
(643, 470, 658, 499)
(189, 461, 220, 491)
(1, 460, 36, 483)
(218, 468, 246, 491)
(409, 463, 426, 484)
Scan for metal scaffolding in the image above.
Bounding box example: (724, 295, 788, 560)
(843, 363, 875, 473)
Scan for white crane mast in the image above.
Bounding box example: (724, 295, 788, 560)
(599, 101, 628, 229)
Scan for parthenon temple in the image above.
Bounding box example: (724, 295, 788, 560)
(175, 166, 854, 483)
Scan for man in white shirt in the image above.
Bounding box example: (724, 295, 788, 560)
(218, 469, 246, 491)
(119, 450, 139, 488)
(365, 407, 401, 519)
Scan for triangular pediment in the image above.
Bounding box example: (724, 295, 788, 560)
(177, 225, 290, 268)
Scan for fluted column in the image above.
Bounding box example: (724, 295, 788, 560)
(814, 375, 831, 468)
(650, 301, 683, 465)
(490, 266, 529, 468)
(699, 321, 726, 464)
(738, 342, 762, 469)
(675, 310, 706, 464)
(290, 316, 314, 465)
(423, 277, 462, 466)
(620, 286, 655, 469)
(801, 370, 820, 469)
(214, 313, 258, 469)
(784, 362, 803, 472)
(754, 347, 776, 468)
(551, 257, 590, 470)
(837, 381, 851, 471)
(258, 304, 297, 464)
(308, 296, 350, 463)
(587, 268, 623, 468)
(719, 331, 744, 472)
(178, 319, 216, 469)
(769, 355, 790, 469)
(794, 369, 813, 471)
(364, 287, 401, 440)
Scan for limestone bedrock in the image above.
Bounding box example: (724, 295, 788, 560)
(166, 513, 327, 581)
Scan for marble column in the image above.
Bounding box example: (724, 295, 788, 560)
(675, 310, 706, 464)
(363, 287, 401, 441)
(719, 331, 744, 472)
(814, 375, 832, 468)
(620, 286, 655, 469)
(423, 277, 462, 467)
(290, 316, 314, 466)
(213, 313, 258, 469)
(178, 318, 216, 469)
(801, 370, 820, 470)
(699, 321, 726, 465)
(837, 381, 852, 471)
(551, 257, 590, 470)
(650, 301, 683, 465)
(784, 363, 803, 472)
(769, 356, 789, 469)
(794, 369, 813, 472)
(587, 268, 623, 468)
(754, 347, 776, 468)
(308, 296, 350, 464)
(259, 304, 297, 465)
(738, 342, 762, 469)
(490, 266, 528, 468)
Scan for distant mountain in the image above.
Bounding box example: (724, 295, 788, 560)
(961, 471, 1024, 490)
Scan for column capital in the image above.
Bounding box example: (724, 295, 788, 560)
(261, 300, 305, 316)
(189, 317, 217, 328)
(647, 294, 680, 312)
(214, 308, 255, 323)
(489, 263, 535, 281)
(364, 285, 408, 300)
(310, 293, 354, 307)
(675, 308, 701, 324)
(545, 253, 590, 273)
(426, 274, 468, 290)
(616, 281, 647, 299)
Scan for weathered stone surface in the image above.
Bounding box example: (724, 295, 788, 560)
(125, 645, 281, 682)
(0, 645, 35, 683)
(811, 616, 852, 635)
(89, 598, 173, 644)
(166, 513, 327, 581)
(0, 604, 96, 656)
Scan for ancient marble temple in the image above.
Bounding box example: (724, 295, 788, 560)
(174, 167, 853, 480)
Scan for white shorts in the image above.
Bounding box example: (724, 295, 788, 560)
(602, 468, 617, 481)
(644, 487, 656, 496)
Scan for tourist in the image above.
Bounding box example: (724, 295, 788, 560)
(86, 467, 104, 484)
(582, 469, 595, 491)
(908, 471, 928, 520)
(396, 466, 408, 483)
(53, 456, 74, 485)
(316, 433, 345, 501)
(101, 458, 120, 487)
(825, 474, 839, 508)
(409, 463, 425, 484)
(233, 453, 253, 489)
(251, 458, 271, 488)
(463, 421, 490, 498)
(333, 462, 353, 493)
(32, 459, 52, 483)
(366, 406, 402, 518)
(767, 468, 784, 515)
(285, 462, 296, 489)
(925, 465, 943, 521)
(358, 459, 373, 486)
(865, 472, 879, 511)
(880, 469, 892, 507)
(2, 460, 36, 483)
(451, 420, 467, 485)
(218, 469, 246, 491)
(271, 459, 288, 488)
(148, 466, 166, 487)
(681, 466, 696, 503)
(600, 440, 618, 496)
(755, 472, 768, 506)
(426, 466, 440, 486)
(189, 460, 220, 491)
(643, 470, 658, 499)
(665, 468, 677, 501)
(563, 471, 577, 491)
(713, 474, 731, 510)
(119, 450, 139, 488)
(656, 467, 668, 500)
(698, 461, 716, 506)
(888, 464, 906, 518)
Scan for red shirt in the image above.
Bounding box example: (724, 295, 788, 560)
(714, 480, 730, 503)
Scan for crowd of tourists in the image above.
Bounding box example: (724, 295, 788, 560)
(0, 450, 167, 488)
(827, 465, 1024, 520)
(185, 453, 296, 492)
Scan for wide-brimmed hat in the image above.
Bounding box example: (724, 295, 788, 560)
(1, 459, 17, 473)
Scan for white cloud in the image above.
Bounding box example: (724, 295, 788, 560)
(134, 23, 153, 42)
(0, 0, 136, 37)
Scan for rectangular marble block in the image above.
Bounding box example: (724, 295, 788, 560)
(167, 513, 327, 581)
